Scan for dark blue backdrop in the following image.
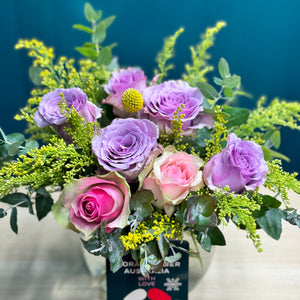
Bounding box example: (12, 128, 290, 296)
(1, 0, 300, 173)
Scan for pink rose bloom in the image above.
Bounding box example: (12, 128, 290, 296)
(59, 172, 130, 236)
(102, 67, 147, 117)
(140, 146, 204, 215)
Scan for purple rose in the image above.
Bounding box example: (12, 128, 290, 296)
(203, 133, 269, 193)
(92, 118, 159, 181)
(102, 67, 147, 117)
(140, 80, 214, 135)
(34, 87, 102, 141)
(58, 172, 130, 235)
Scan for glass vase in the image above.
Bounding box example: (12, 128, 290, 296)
(82, 233, 214, 299)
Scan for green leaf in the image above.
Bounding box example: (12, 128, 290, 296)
(220, 75, 241, 89)
(84, 2, 99, 22)
(157, 234, 169, 259)
(195, 127, 212, 147)
(223, 87, 234, 98)
(35, 187, 53, 220)
(108, 233, 124, 272)
(186, 194, 215, 218)
(7, 142, 22, 156)
(268, 149, 290, 162)
(262, 146, 272, 161)
(222, 105, 250, 128)
(208, 226, 226, 246)
(93, 22, 106, 44)
(196, 81, 219, 100)
(165, 252, 182, 263)
(73, 24, 93, 34)
(270, 130, 281, 149)
(218, 57, 230, 79)
(197, 232, 211, 252)
(25, 140, 39, 153)
(10, 207, 18, 234)
(0, 208, 7, 218)
(213, 77, 223, 86)
(6, 133, 25, 144)
(101, 16, 116, 28)
(81, 236, 102, 256)
(256, 208, 282, 240)
(29, 66, 43, 86)
(0, 193, 33, 214)
(97, 47, 112, 65)
(130, 190, 154, 222)
(75, 47, 98, 60)
(261, 195, 281, 209)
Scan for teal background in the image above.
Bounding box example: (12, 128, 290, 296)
(1, 0, 299, 173)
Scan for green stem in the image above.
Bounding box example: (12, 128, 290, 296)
(190, 231, 203, 270)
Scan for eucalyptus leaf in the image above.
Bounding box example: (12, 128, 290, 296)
(29, 66, 43, 86)
(0, 208, 7, 218)
(222, 105, 250, 128)
(84, 2, 99, 22)
(165, 252, 182, 263)
(261, 195, 281, 209)
(35, 187, 53, 220)
(10, 207, 18, 234)
(0, 193, 33, 214)
(157, 234, 169, 259)
(218, 57, 230, 79)
(93, 22, 106, 44)
(207, 226, 226, 246)
(130, 190, 154, 222)
(108, 233, 124, 272)
(213, 76, 222, 85)
(75, 47, 98, 60)
(196, 81, 219, 100)
(97, 47, 112, 65)
(270, 130, 281, 149)
(268, 149, 290, 162)
(220, 75, 241, 88)
(81, 236, 102, 256)
(101, 16, 116, 28)
(7, 142, 22, 156)
(223, 87, 233, 98)
(262, 146, 272, 161)
(195, 127, 212, 147)
(6, 133, 25, 144)
(256, 208, 282, 240)
(197, 232, 211, 252)
(73, 24, 93, 34)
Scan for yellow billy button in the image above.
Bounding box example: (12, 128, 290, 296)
(121, 88, 144, 113)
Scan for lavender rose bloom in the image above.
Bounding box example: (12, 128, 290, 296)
(34, 87, 102, 141)
(92, 118, 159, 181)
(140, 80, 214, 135)
(102, 67, 147, 117)
(203, 133, 269, 193)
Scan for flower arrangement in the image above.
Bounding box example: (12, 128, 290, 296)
(0, 2, 300, 277)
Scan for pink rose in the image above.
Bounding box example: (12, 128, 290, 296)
(59, 172, 130, 236)
(140, 146, 204, 215)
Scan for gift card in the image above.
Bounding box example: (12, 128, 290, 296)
(106, 240, 189, 300)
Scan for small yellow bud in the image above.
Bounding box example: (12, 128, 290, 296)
(121, 88, 143, 113)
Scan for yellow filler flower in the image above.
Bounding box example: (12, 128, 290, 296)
(121, 88, 144, 112)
